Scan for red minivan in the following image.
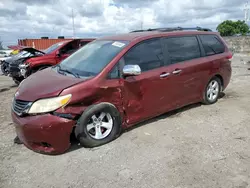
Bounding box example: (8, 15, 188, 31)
(11, 28, 232, 154)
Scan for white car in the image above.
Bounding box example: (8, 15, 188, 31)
(0, 50, 12, 61)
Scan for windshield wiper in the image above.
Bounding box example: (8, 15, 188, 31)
(57, 64, 80, 78)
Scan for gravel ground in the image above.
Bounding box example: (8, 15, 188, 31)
(1, 55, 250, 188)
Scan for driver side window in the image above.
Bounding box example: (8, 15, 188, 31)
(60, 43, 76, 55)
(123, 38, 164, 72)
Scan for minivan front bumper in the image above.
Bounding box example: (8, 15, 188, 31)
(11, 111, 76, 155)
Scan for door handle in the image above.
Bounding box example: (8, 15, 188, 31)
(160, 72, 170, 78)
(172, 69, 182, 74)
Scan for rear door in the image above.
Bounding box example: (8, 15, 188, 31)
(162, 36, 207, 107)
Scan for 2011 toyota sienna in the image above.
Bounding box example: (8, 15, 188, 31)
(11, 27, 232, 154)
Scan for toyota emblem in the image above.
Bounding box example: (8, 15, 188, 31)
(15, 91, 19, 97)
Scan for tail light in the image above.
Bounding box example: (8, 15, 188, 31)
(226, 52, 233, 61)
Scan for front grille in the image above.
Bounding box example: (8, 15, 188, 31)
(12, 99, 32, 116)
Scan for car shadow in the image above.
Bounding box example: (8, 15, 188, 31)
(66, 92, 226, 154)
(123, 102, 202, 133)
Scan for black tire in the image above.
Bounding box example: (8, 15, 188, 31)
(1, 62, 9, 76)
(203, 77, 222, 105)
(14, 136, 23, 144)
(12, 77, 24, 85)
(75, 103, 122, 148)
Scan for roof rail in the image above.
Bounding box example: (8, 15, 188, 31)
(130, 27, 212, 33)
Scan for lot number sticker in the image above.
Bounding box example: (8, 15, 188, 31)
(112, 41, 125, 48)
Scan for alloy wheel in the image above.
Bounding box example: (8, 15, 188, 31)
(206, 80, 220, 102)
(86, 112, 113, 140)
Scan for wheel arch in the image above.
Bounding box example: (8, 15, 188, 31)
(213, 74, 224, 90)
(77, 102, 122, 123)
(74, 102, 122, 132)
(74, 102, 123, 147)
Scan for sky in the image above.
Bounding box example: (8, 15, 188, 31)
(0, 0, 247, 47)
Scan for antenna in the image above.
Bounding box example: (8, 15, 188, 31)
(244, 2, 249, 22)
(72, 9, 75, 38)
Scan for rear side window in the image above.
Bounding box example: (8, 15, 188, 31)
(123, 38, 164, 72)
(199, 35, 225, 56)
(164, 36, 201, 64)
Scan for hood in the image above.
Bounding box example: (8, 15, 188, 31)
(5, 48, 44, 64)
(25, 53, 55, 64)
(5, 55, 31, 65)
(21, 47, 45, 55)
(0, 56, 11, 61)
(16, 68, 85, 101)
(4, 55, 18, 63)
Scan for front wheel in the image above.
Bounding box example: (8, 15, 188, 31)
(1, 62, 9, 76)
(75, 103, 122, 148)
(12, 77, 24, 85)
(203, 77, 222, 105)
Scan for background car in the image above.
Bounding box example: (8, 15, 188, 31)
(19, 39, 95, 79)
(1, 48, 45, 84)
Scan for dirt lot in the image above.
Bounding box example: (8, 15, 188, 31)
(1, 55, 250, 188)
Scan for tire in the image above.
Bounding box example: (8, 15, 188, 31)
(203, 77, 222, 105)
(12, 76, 24, 85)
(1, 62, 9, 76)
(75, 103, 122, 148)
(14, 136, 23, 144)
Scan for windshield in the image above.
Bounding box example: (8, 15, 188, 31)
(58, 40, 129, 77)
(43, 42, 65, 54)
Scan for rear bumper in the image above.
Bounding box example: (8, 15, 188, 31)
(11, 111, 76, 155)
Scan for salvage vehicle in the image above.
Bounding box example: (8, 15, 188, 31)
(11, 27, 232, 154)
(3, 48, 45, 84)
(1, 46, 28, 75)
(0, 50, 12, 58)
(19, 39, 95, 79)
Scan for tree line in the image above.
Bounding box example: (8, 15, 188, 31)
(217, 20, 250, 36)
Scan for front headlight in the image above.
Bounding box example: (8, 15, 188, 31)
(28, 94, 72, 114)
(19, 63, 29, 69)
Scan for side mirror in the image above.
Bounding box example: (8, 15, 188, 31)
(122, 65, 141, 77)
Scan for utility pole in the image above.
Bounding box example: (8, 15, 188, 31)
(244, 2, 249, 22)
(72, 9, 75, 38)
(140, 11, 143, 30)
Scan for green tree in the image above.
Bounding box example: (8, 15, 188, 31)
(216, 20, 250, 36)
